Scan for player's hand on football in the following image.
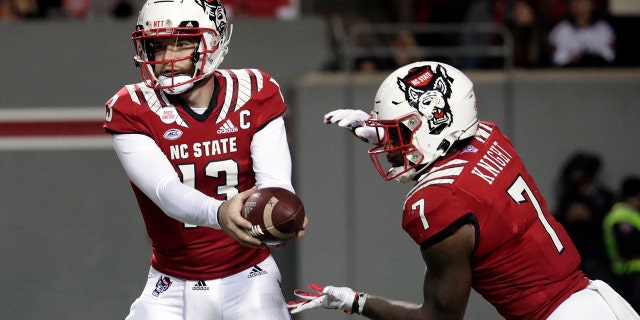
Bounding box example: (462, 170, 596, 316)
(297, 216, 308, 238)
(323, 109, 384, 144)
(288, 283, 366, 315)
(272, 216, 308, 248)
(217, 186, 265, 248)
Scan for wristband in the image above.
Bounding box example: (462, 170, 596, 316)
(352, 292, 368, 314)
(213, 200, 225, 229)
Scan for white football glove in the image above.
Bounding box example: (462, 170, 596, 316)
(323, 109, 384, 144)
(287, 283, 368, 315)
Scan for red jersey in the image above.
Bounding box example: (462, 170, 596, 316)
(402, 121, 588, 320)
(103, 69, 285, 280)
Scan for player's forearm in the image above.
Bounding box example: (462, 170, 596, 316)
(153, 175, 223, 228)
(360, 295, 424, 320)
(361, 295, 463, 320)
(113, 133, 222, 228)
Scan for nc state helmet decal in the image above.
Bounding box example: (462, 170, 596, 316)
(194, 0, 227, 35)
(397, 64, 454, 133)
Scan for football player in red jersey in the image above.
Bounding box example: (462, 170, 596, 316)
(103, 0, 305, 319)
(288, 61, 638, 319)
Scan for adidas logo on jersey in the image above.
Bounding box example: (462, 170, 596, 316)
(192, 280, 209, 291)
(247, 265, 267, 278)
(217, 119, 238, 134)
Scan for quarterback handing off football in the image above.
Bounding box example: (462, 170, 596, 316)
(243, 187, 305, 246)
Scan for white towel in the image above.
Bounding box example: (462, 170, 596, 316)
(589, 280, 640, 320)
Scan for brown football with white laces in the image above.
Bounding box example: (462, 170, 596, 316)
(242, 187, 305, 246)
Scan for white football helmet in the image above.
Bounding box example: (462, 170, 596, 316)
(367, 61, 479, 182)
(132, 0, 232, 94)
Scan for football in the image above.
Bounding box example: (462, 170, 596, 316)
(242, 187, 305, 246)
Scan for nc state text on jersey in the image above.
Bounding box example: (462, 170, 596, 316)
(471, 141, 513, 185)
(170, 137, 237, 160)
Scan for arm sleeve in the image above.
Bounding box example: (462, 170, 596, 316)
(251, 116, 295, 193)
(112, 133, 223, 229)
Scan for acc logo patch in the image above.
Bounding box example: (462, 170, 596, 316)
(163, 128, 183, 140)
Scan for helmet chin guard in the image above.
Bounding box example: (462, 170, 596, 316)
(157, 75, 194, 94)
(132, 0, 231, 94)
(367, 61, 479, 182)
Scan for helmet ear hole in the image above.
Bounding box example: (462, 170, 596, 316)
(190, 51, 201, 64)
(437, 139, 451, 153)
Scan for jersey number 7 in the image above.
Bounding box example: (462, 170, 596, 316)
(507, 175, 564, 253)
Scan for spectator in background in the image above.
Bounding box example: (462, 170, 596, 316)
(62, 0, 89, 19)
(548, 0, 616, 67)
(353, 30, 425, 73)
(603, 176, 640, 312)
(554, 152, 615, 283)
(355, 55, 381, 73)
(378, 30, 425, 70)
(110, 0, 133, 19)
(509, 0, 540, 67)
(460, 0, 540, 69)
(0, 0, 38, 20)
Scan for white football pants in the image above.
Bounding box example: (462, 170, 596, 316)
(548, 280, 640, 320)
(125, 255, 291, 320)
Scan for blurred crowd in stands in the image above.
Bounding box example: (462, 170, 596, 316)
(0, 0, 134, 19)
(1, 0, 639, 69)
(310, 0, 640, 70)
(0, 0, 299, 20)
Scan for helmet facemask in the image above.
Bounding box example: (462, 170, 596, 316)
(369, 113, 453, 182)
(368, 113, 421, 182)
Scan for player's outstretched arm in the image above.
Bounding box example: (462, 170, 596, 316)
(364, 224, 474, 319)
(289, 224, 475, 319)
(218, 186, 265, 248)
(323, 109, 384, 144)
